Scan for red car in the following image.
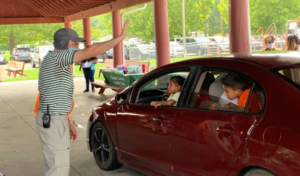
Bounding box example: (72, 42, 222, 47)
(86, 53, 300, 176)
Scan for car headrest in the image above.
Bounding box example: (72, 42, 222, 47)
(208, 80, 224, 102)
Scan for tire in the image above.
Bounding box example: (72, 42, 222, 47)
(91, 122, 122, 171)
(244, 168, 276, 176)
(197, 48, 203, 56)
(31, 59, 36, 68)
(38, 59, 41, 68)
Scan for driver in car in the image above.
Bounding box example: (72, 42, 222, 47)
(150, 75, 185, 108)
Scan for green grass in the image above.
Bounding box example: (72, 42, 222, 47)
(3, 56, 201, 82)
(3, 50, 10, 61)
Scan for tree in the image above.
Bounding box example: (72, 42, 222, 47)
(0, 23, 62, 53)
(218, 0, 300, 35)
(120, 0, 215, 42)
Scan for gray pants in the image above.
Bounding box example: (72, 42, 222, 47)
(35, 111, 70, 176)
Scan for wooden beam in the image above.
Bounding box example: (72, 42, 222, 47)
(0, 17, 64, 25)
(64, 0, 153, 22)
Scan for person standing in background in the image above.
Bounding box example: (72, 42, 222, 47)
(262, 35, 281, 51)
(283, 35, 300, 51)
(81, 45, 98, 92)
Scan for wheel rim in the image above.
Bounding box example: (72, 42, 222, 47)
(93, 128, 111, 164)
(197, 49, 201, 55)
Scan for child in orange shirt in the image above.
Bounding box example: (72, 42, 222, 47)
(220, 73, 261, 114)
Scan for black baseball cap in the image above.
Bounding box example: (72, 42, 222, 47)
(53, 28, 86, 49)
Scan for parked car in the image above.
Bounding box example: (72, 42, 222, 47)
(179, 37, 217, 55)
(169, 41, 184, 57)
(86, 52, 300, 176)
(11, 47, 31, 62)
(210, 36, 230, 53)
(105, 45, 129, 60)
(0, 51, 6, 65)
(30, 45, 54, 68)
(170, 38, 181, 43)
(251, 37, 264, 51)
(129, 44, 156, 60)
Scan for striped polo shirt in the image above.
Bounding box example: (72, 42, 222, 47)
(38, 49, 76, 116)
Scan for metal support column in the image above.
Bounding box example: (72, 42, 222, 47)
(112, 10, 123, 67)
(154, 0, 170, 67)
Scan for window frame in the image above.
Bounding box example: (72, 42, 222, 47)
(129, 66, 197, 108)
(270, 64, 300, 90)
(185, 66, 266, 116)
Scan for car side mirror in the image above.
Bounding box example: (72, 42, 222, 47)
(116, 93, 128, 105)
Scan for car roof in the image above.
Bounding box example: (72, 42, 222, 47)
(170, 52, 300, 69)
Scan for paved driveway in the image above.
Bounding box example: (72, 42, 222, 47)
(0, 78, 145, 176)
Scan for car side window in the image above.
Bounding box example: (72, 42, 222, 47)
(187, 70, 265, 115)
(134, 71, 190, 106)
(190, 38, 196, 43)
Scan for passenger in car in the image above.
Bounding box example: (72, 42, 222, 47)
(150, 76, 185, 108)
(217, 73, 261, 113)
(195, 72, 215, 107)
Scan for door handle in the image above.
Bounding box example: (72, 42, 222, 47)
(216, 127, 243, 135)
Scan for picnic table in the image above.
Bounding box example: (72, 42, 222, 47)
(92, 71, 145, 94)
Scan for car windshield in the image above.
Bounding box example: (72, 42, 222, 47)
(213, 37, 229, 43)
(277, 66, 300, 88)
(138, 45, 154, 50)
(40, 46, 54, 53)
(16, 48, 30, 53)
(195, 38, 210, 43)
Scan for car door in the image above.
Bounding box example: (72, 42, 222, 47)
(171, 68, 265, 176)
(190, 38, 198, 53)
(116, 67, 192, 175)
(185, 38, 193, 53)
(33, 47, 38, 62)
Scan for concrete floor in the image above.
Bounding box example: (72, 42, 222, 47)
(0, 78, 145, 176)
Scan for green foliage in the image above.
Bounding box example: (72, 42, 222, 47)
(120, 0, 215, 41)
(0, 23, 63, 53)
(217, 0, 229, 24)
(218, 0, 300, 35)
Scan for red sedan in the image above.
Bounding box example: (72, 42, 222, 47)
(86, 53, 300, 176)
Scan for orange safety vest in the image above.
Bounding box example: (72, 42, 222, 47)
(34, 93, 74, 119)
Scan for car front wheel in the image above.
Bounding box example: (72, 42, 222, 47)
(244, 168, 276, 176)
(31, 59, 36, 68)
(197, 48, 203, 56)
(91, 122, 122, 171)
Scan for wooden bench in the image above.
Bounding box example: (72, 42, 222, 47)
(92, 82, 124, 94)
(7, 61, 26, 77)
(5, 61, 16, 71)
(97, 59, 114, 77)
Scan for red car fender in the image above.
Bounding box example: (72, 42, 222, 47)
(227, 146, 291, 176)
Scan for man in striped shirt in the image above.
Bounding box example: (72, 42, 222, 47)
(36, 19, 129, 176)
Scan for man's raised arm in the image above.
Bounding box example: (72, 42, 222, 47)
(73, 19, 129, 63)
